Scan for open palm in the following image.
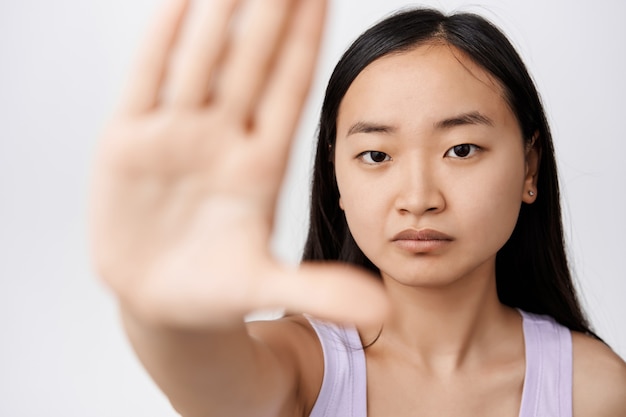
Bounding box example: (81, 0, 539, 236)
(90, 0, 387, 329)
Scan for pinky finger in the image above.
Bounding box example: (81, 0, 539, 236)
(118, 0, 189, 116)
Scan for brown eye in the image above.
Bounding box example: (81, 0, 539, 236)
(445, 144, 480, 158)
(370, 151, 388, 162)
(359, 151, 391, 164)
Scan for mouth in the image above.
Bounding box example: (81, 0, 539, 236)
(391, 228, 453, 253)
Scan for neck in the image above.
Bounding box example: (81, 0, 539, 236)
(363, 262, 521, 373)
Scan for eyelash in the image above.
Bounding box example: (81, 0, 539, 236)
(444, 144, 481, 159)
(357, 144, 481, 165)
(357, 151, 392, 165)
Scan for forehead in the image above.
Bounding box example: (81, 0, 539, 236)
(337, 43, 516, 133)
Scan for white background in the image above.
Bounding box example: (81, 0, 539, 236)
(1, 0, 624, 415)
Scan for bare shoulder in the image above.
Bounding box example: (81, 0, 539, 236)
(246, 315, 323, 417)
(572, 331, 626, 417)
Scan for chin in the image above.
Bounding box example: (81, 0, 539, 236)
(382, 270, 464, 289)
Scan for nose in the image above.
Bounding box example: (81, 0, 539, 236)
(393, 158, 445, 215)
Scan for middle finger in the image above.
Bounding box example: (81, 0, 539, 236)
(215, 0, 295, 123)
(166, 0, 239, 107)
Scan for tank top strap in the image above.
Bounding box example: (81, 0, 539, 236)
(306, 311, 573, 417)
(518, 310, 573, 417)
(306, 316, 367, 417)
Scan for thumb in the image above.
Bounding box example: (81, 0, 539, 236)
(262, 262, 389, 327)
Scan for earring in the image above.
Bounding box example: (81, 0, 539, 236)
(528, 190, 535, 197)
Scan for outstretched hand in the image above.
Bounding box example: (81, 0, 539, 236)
(90, 0, 388, 329)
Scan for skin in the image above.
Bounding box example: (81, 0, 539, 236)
(335, 44, 536, 290)
(92, 1, 387, 415)
(91, 0, 626, 416)
(333, 44, 626, 417)
(333, 43, 535, 417)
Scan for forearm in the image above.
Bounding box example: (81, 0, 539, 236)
(121, 308, 292, 417)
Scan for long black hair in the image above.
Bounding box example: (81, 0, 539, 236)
(302, 8, 598, 338)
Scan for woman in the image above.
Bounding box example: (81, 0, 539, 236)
(90, 0, 626, 416)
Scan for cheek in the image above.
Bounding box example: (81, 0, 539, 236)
(335, 164, 390, 245)
(458, 155, 526, 247)
(338, 177, 386, 229)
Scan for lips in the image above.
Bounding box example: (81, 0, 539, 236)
(392, 229, 453, 242)
(391, 229, 453, 253)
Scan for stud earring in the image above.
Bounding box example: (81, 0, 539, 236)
(528, 190, 535, 197)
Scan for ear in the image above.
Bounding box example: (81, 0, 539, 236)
(522, 132, 541, 204)
(339, 196, 344, 210)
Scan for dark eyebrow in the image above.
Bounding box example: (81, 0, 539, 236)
(346, 121, 396, 137)
(434, 111, 494, 129)
(346, 111, 493, 137)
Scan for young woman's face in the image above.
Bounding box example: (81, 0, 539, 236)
(334, 44, 538, 288)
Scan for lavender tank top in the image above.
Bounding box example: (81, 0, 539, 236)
(307, 310, 573, 417)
